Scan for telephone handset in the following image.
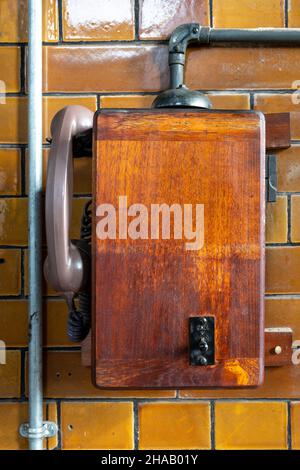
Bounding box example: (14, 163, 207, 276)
(44, 105, 94, 341)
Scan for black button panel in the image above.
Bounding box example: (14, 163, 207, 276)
(189, 316, 215, 366)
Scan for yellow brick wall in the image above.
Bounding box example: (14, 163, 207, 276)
(0, 0, 299, 450)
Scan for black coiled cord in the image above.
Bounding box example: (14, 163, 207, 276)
(67, 200, 92, 342)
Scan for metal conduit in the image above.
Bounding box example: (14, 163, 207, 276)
(19, 0, 57, 450)
(27, 0, 43, 451)
(209, 27, 300, 43)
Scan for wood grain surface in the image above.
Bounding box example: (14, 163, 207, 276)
(92, 109, 265, 388)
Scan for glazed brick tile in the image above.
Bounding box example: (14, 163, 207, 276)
(0, 249, 21, 295)
(101, 94, 156, 109)
(266, 195, 288, 244)
(61, 402, 134, 450)
(0, 97, 28, 144)
(215, 401, 288, 449)
(139, 402, 211, 449)
(43, 45, 300, 93)
(0, 47, 21, 93)
(0, 149, 21, 195)
(0, 351, 21, 398)
(213, 0, 285, 28)
(0, 198, 27, 245)
(291, 402, 300, 449)
(139, 0, 209, 39)
(43, 45, 169, 92)
(0, 0, 58, 42)
(266, 297, 300, 339)
(291, 195, 300, 242)
(277, 146, 300, 193)
(62, 0, 134, 41)
(0, 299, 73, 347)
(0, 402, 57, 450)
(185, 48, 300, 90)
(266, 246, 300, 294)
(208, 92, 250, 109)
(289, 0, 300, 27)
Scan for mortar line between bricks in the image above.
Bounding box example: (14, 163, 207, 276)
(0, 394, 29, 402)
(46, 403, 49, 450)
(20, 147, 26, 197)
(288, 194, 292, 243)
(40, 39, 168, 46)
(96, 95, 101, 110)
(43, 346, 81, 351)
(0, 244, 28, 249)
(0, 296, 29, 300)
(35, 397, 300, 403)
(58, 0, 63, 43)
(134, 0, 140, 41)
(133, 400, 139, 450)
(20, 45, 25, 94)
(19, 348, 26, 400)
(285, 0, 289, 28)
(209, 0, 214, 28)
(2, 89, 300, 97)
(249, 92, 255, 109)
(266, 242, 300, 247)
(57, 400, 62, 450)
(287, 400, 292, 449)
(210, 400, 215, 450)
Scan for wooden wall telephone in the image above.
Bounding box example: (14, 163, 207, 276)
(45, 25, 294, 389)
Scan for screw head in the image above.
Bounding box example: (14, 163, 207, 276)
(274, 345, 282, 355)
(198, 356, 208, 366)
(199, 338, 208, 352)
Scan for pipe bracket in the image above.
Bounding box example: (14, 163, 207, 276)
(19, 421, 58, 440)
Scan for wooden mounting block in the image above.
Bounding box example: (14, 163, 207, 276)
(92, 109, 265, 389)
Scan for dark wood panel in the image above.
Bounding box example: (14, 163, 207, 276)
(93, 109, 265, 388)
(265, 113, 291, 150)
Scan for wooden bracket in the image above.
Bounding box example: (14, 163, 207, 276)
(264, 327, 293, 367)
(265, 113, 291, 150)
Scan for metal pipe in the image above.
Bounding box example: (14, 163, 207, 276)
(153, 24, 300, 108)
(27, 0, 43, 450)
(210, 27, 300, 44)
(169, 24, 300, 89)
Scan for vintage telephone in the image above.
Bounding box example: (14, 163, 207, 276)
(45, 24, 294, 389)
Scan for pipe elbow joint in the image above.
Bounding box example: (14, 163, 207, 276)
(168, 23, 210, 57)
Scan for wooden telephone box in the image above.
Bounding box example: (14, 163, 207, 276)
(45, 22, 294, 391)
(92, 109, 265, 389)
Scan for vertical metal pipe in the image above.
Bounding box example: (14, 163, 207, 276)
(28, 0, 43, 450)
